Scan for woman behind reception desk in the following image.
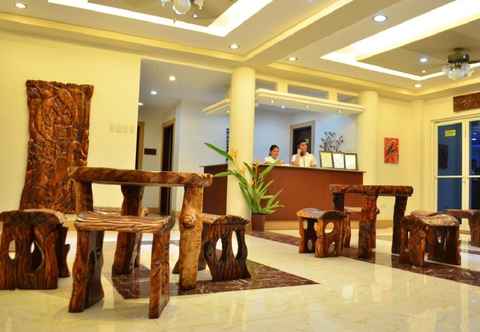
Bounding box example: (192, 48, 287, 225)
(264, 145, 283, 164)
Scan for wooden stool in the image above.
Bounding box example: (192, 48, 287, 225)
(69, 212, 174, 319)
(400, 212, 460, 267)
(446, 209, 480, 247)
(0, 209, 70, 290)
(202, 214, 250, 281)
(297, 209, 346, 257)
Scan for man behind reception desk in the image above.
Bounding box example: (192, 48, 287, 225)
(291, 140, 317, 167)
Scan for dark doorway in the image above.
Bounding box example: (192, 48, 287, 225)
(160, 123, 174, 215)
(292, 125, 313, 154)
(135, 122, 144, 170)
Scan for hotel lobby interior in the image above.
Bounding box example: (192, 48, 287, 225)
(3, 0, 480, 331)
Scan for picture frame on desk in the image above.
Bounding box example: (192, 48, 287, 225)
(332, 152, 345, 169)
(344, 153, 358, 170)
(319, 151, 334, 168)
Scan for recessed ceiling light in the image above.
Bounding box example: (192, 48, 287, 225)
(229, 43, 240, 50)
(373, 14, 387, 23)
(281, 105, 286, 109)
(150, 90, 158, 95)
(15, 2, 27, 9)
(169, 75, 176, 82)
(192, 13, 199, 19)
(421, 70, 427, 74)
(288, 56, 298, 62)
(306, 105, 310, 109)
(138, 102, 144, 106)
(419, 56, 429, 64)
(414, 83, 422, 88)
(270, 99, 274, 104)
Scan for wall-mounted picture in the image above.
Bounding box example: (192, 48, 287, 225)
(384, 137, 399, 164)
(345, 153, 358, 170)
(320, 151, 333, 168)
(332, 152, 345, 169)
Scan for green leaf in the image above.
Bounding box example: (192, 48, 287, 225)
(205, 143, 233, 162)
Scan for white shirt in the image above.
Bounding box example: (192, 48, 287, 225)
(264, 156, 280, 164)
(291, 153, 317, 168)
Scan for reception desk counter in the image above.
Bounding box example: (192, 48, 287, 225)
(203, 164, 363, 223)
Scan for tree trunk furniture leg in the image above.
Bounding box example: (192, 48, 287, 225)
(344, 217, 351, 248)
(444, 227, 461, 265)
(314, 219, 326, 258)
(299, 218, 316, 253)
(149, 231, 170, 319)
(56, 225, 70, 278)
(179, 186, 204, 290)
(69, 230, 105, 313)
(399, 222, 410, 264)
(113, 185, 144, 275)
(409, 227, 426, 267)
(73, 181, 93, 213)
(358, 196, 377, 259)
(28, 223, 59, 290)
(0, 224, 16, 290)
(469, 217, 480, 247)
(392, 196, 408, 254)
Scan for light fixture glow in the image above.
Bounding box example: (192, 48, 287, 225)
(169, 75, 176, 82)
(322, 0, 480, 81)
(373, 14, 387, 23)
(288, 56, 298, 62)
(47, 0, 273, 37)
(138, 102, 144, 106)
(270, 99, 274, 104)
(421, 70, 427, 74)
(414, 83, 422, 88)
(192, 13, 199, 18)
(419, 56, 429, 64)
(150, 90, 158, 95)
(281, 105, 286, 109)
(15, 2, 27, 9)
(229, 43, 240, 50)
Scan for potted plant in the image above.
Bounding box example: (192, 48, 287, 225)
(205, 143, 283, 231)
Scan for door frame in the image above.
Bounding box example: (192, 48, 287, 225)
(289, 121, 315, 157)
(433, 114, 480, 210)
(160, 119, 175, 215)
(135, 121, 145, 170)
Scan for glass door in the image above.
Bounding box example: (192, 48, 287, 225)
(436, 118, 480, 210)
(437, 122, 463, 210)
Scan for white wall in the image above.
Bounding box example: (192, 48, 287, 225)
(138, 105, 176, 208)
(0, 31, 141, 211)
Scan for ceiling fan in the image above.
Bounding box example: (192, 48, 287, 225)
(442, 48, 479, 80)
(160, 0, 205, 15)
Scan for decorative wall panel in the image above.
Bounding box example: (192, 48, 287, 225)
(20, 80, 94, 212)
(454, 92, 480, 112)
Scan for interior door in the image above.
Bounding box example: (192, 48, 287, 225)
(160, 124, 174, 215)
(292, 126, 312, 153)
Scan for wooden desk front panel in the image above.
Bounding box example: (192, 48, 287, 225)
(203, 165, 363, 221)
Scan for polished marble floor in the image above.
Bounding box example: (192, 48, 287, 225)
(1, 227, 480, 332)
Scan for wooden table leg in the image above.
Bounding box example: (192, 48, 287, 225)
(113, 185, 144, 275)
(178, 185, 204, 290)
(358, 195, 377, 259)
(391, 195, 408, 255)
(149, 231, 170, 319)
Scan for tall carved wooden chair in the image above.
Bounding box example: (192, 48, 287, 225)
(297, 208, 346, 258)
(0, 209, 70, 290)
(400, 212, 460, 267)
(202, 214, 250, 281)
(69, 212, 174, 319)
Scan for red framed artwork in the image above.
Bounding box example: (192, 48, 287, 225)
(384, 138, 399, 164)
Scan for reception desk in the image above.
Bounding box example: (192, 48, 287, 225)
(203, 164, 364, 223)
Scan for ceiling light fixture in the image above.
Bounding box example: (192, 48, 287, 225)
(414, 83, 422, 88)
(229, 43, 240, 50)
(138, 102, 144, 106)
(150, 90, 158, 95)
(192, 13, 199, 18)
(15, 2, 27, 9)
(373, 14, 387, 23)
(419, 56, 429, 64)
(270, 99, 274, 104)
(288, 56, 298, 62)
(421, 70, 427, 74)
(281, 105, 286, 109)
(169, 75, 177, 82)
(159, 0, 204, 16)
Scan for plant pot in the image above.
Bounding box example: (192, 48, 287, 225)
(251, 213, 266, 232)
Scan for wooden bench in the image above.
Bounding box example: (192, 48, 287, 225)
(400, 212, 460, 267)
(0, 209, 70, 290)
(446, 209, 480, 247)
(69, 212, 174, 319)
(297, 208, 346, 258)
